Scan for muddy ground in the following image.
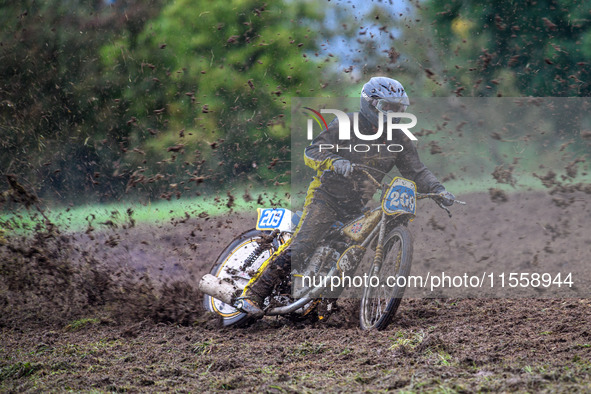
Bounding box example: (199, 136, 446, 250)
(1, 190, 590, 392)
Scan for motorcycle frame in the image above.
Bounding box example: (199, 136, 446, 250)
(264, 181, 414, 316)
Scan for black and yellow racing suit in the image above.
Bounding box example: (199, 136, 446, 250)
(243, 112, 444, 301)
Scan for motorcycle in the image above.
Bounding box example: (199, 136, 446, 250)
(199, 164, 465, 330)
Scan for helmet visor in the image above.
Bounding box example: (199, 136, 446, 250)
(375, 97, 409, 113)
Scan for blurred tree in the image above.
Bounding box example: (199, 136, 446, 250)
(0, 0, 164, 203)
(419, 0, 591, 160)
(423, 0, 591, 97)
(0, 0, 334, 204)
(99, 0, 331, 198)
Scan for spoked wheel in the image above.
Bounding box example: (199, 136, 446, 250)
(203, 229, 276, 327)
(359, 226, 413, 330)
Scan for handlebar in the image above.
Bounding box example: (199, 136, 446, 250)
(417, 193, 466, 218)
(417, 192, 467, 205)
(350, 163, 466, 217)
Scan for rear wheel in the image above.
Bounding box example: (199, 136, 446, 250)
(359, 226, 413, 330)
(203, 229, 273, 327)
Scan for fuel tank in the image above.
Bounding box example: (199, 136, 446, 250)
(342, 209, 381, 242)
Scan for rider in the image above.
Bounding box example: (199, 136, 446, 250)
(237, 76, 455, 317)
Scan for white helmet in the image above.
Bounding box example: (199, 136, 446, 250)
(360, 77, 409, 126)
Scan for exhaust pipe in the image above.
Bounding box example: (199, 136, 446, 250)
(199, 274, 241, 305)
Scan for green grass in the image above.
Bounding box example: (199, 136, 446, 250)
(64, 318, 101, 332)
(443, 170, 591, 195)
(0, 362, 41, 382)
(192, 340, 216, 355)
(0, 187, 291, 235)
(2, 166, 589, 237)
(389, 330, 426, 351)
(293, 342, 326, 356)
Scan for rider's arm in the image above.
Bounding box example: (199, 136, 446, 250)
(394, 130, 444, 193)
(303, 119, 347, 172)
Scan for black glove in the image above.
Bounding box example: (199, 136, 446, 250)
(437, 190, 455, 207)
(333, 159, 352, 178)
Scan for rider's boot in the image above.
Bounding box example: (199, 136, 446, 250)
(236, 251, 291, 317)
(233, 298, 264, 319)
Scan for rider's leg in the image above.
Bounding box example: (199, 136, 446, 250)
(239, 194, 337, 314)
(290, 196, 339, 272)
(240, 249, 291, 308)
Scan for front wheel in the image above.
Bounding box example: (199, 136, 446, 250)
(359, 226, 413, 330)
(203, 229, 274, 327)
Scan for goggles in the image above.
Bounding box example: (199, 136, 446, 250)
(374, 97, 409, 114)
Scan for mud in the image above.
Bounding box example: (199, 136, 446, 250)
(1, 190, 590, 391)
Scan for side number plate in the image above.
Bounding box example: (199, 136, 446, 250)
(256, 208, 288, 230)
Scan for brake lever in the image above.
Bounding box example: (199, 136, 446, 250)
(437, 201, 453, 218)
(351, 164, 381, 189)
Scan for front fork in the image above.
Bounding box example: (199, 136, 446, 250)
(369, 211, 388, 276)
(241, 230, 290, 299)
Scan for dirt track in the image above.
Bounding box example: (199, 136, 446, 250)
(1, 190, 591, 391)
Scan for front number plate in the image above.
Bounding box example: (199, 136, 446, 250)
(382, 177, 417, 215)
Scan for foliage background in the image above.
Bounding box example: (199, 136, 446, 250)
(1, 0, 590, 212)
